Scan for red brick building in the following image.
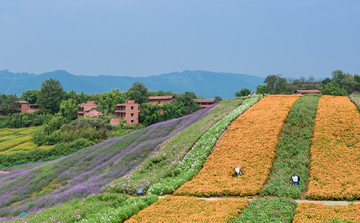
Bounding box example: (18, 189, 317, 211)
(194, 98, 215, 109)
(294, 90, 321, 94)
(111, 100, 140, 125)
(17, 101, 40, 113)
(148, 96, 175, 106)
(77, 101, 103, 118)
(0, 101, 40, 115)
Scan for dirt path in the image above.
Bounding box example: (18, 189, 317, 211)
(159, 195, 360, 205)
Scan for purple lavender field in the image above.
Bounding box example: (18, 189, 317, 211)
(0, 106, 213, 217)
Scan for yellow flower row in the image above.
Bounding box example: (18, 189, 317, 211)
(0, 135, 33, 152)
(306, 96, 360, 200)
(125, 196, 249, 223)
(174, 95, 301, 196)
(293, 203, 360, 222)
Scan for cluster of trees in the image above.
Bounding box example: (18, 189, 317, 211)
(235, 70, 359, 97)
(321, 70, 360, 96)
(0, 79, 210, 147)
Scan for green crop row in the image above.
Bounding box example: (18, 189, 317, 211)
(147, 96, 261, 195)
(261, 94, 320, 198)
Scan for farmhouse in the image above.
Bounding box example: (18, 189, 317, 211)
(148, 96, 175, 106)
(77, 101, 103, 118)
(111, 100, 140, 125)
(194, 98, 215, 108)
(294, 89, 321, 94)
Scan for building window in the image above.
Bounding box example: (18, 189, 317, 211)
(131, 106, 134, 110)
(131, 113, 134, 117)
(131, 120, 134, 123)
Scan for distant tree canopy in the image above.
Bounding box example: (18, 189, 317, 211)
(59, 99, 79, 121)
(161, 101, 187, 121)
(321, 82, 347, 96)
(235, 88, 251, 97)
(38, 79, 65, 114)
(92, 89, 125, 115)
(255, 70, 360, 95)
(320, 70, 360, 95)
(256, 85, 266, 94)
(127, 82, 149, 104)
(20, 90, 39, 104)
(139, 103, 161, 126)
(214, 96, 223, 103)
(264, 75, 289, 94)
(175, 91, 201, 114)
(64, 90, 90, 105)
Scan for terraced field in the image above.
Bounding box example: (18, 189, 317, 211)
(3, 95, 360, 222)
(175, 95, 300, 197)
(0, 128, 48, 154)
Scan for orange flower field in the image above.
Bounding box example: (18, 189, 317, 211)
(174, 95, 300, 197)
(125, 196, 249, 223)
(292, 203, 360, 222)
(306, 96, 360, 200)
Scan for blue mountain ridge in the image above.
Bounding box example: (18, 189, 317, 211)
(0, 70, 264, 99)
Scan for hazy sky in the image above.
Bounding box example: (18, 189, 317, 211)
(0, 0, 359, 78)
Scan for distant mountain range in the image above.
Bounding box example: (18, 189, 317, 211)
(0, 70, 264, 99)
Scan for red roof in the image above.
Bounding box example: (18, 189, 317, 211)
(148, 96, 174, 100)
(194, 99, 215, 103)
(294, 90, 321, 94)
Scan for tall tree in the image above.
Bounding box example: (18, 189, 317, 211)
(38, 79, 65, 114)
(92, 89, 125, 115)
(176, 92, 201, 114)
(127, 82, 149, 104)
(332, 70, 346, 84)
(59, 99, 79, 121)
(139, 103, 161, 126)
(264, 75, 289, 94)
(256, 84, 267, 94)
(235, 88, 251, 97)
(161, 102, 187, 121)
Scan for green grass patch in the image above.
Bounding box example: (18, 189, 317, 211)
(261, 94, 320, 198)
(230, 197, 297, 223)
(12, 193, 157, 223)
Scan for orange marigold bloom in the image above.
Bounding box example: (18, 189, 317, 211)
(306, 96, 360, 200)
(293, 203, 360, 222)
(125, 196, 249, 223)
